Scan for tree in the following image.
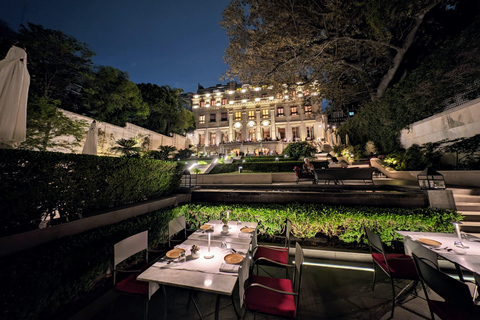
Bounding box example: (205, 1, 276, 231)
(83, 66, 149, 126)
(110, 138, 142, 157)
(137, 83, 195, 135)
(283, 141, 316, 159)
(20, 96, 87, 152)
(16, 23, 94, 105)
(220, 0, 445, 110)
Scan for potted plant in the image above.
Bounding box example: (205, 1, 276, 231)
(222, 217, 229, 232)
(191, 244, 200, 259)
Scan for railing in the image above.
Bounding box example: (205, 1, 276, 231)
(181, 172, 197, 188)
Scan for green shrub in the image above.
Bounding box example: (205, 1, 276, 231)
(175, 202, 461, 243)
(0, 149, 183, 236)
(282, 141, 317, 159)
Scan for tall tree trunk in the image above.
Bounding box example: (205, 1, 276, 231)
(376, 1, 440, 98)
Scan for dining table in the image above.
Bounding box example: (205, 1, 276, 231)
(137, 219, 257, 320)
(397, 231, 480, 281)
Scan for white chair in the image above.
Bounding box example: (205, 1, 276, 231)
(112, 230, 151, 320)
(168, 215, 186, 248)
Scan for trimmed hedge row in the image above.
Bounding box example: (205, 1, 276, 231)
(210, 161, 307, 173)
(0, 149, 183, 236)
(174, 202, 461, 243)
(0, 202, 461, 320)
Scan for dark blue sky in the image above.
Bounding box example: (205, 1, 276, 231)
(0, 0, 231, 93)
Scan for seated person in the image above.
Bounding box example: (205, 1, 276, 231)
(303, 158, 317, 180)
(328, 156, 343, 168)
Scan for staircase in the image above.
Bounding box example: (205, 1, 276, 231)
(452, 187, 480, 236)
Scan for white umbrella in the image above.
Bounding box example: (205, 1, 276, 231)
(82, 120, 98, 155)
(345, 134, 350, 146)
(0, 44, 30, 148)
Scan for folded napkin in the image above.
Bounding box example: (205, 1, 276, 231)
(219, 263, 239, 273)
(238, 232, 253, 239)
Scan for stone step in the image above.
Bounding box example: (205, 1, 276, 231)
(459, 211, 480, 222)
(458, 221, 480, 233)
(450, 188, 480, 195)
(456, 203, 480, 211)
(453, 195, 480, 203)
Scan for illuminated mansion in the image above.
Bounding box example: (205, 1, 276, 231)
(188, 81, 329, 156)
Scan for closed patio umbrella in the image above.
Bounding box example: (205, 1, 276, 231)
(0, 43, 30, 148)
(82, 120, 98, 155)
(345, 134, 350, 146)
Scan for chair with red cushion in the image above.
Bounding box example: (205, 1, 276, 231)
(365, 227, 419, 318)
(252, 219, 292, 278)
(112, 230, 151, 320)
(412, 253, 480, 320)
(240, 242, 304, 319)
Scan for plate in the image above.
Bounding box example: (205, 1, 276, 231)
(240, 227, 255, 233)
(200, 224, 212, 230)
(418, 238, 442, 247)
(166, 248, 185, 259)
(224, 253, 244, 264)
(221, 230, 229, 235)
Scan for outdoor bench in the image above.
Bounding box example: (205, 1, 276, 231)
(314, 167, 376, 185)
(294, 166, 317, 184)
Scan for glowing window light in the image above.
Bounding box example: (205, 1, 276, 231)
(255, 98, 260, 101)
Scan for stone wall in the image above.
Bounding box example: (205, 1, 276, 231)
(60, 109, 190, 155)
(400, 97, 480, 148)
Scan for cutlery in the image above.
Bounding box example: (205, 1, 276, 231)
(231, 248, 237, 253)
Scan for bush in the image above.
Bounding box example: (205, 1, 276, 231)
(283, 141, 317, 159)
(0, 149, 184, 236)
(174, 202, 461, 243)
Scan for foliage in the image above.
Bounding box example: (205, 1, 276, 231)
(197, 160, 208, 165)
(217, 157, 225, 164)
(156, 145, 177, 161)
(337, 9, 480, 153)
(110, 138, 142, 158)
(384, 143, 443, 171)
(174, 203, 461, 243)
(334, 145, 367, 162)
(0, 149, 183, 236)
(15, 23, 94, 106)
(220, 0, 452, 111)
(82, 66, 149, 126)
(210, 161, 326, 174)
(192, 167, 201, 174)
(0, 206, 179, 320)
(442, 134, 480, 169)
(175, 148, 193, 159)
(136, 83, 196, 135)
(282, 141, 316, 160)
(19, 96, 88, 152)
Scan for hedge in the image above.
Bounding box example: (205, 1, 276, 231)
(173, 202, 461, 244)
(0, 202, 461, 319)
(0, 149, 183, 236)
(210, 161, 322, 174)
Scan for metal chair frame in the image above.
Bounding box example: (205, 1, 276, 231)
(365, 227, 419, 318)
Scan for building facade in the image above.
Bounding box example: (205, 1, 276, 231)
(188, 81, 329, 155)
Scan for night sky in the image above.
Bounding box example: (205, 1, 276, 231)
(0, 0, 231, 93)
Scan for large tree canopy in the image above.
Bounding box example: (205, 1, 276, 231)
(220, 0, 452, 110)
(137, 83, 195, 135)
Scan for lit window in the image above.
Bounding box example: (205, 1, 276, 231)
(277, 107, 284, 116)
(210, 114, 216, 123)
(291, 106, 298, 116)
(235, 112, 242, 121)
(248, 110, 255, 119)
(210, 99, 216, 106)
(200, 100, 205, 107)
(304, 106, 312, 114)
(262, 109, 269, 118)
(199, 115, 205, 124)
(221, 98, 227, 105)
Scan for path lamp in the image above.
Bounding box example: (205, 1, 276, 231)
(417, 168, 445, 190)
